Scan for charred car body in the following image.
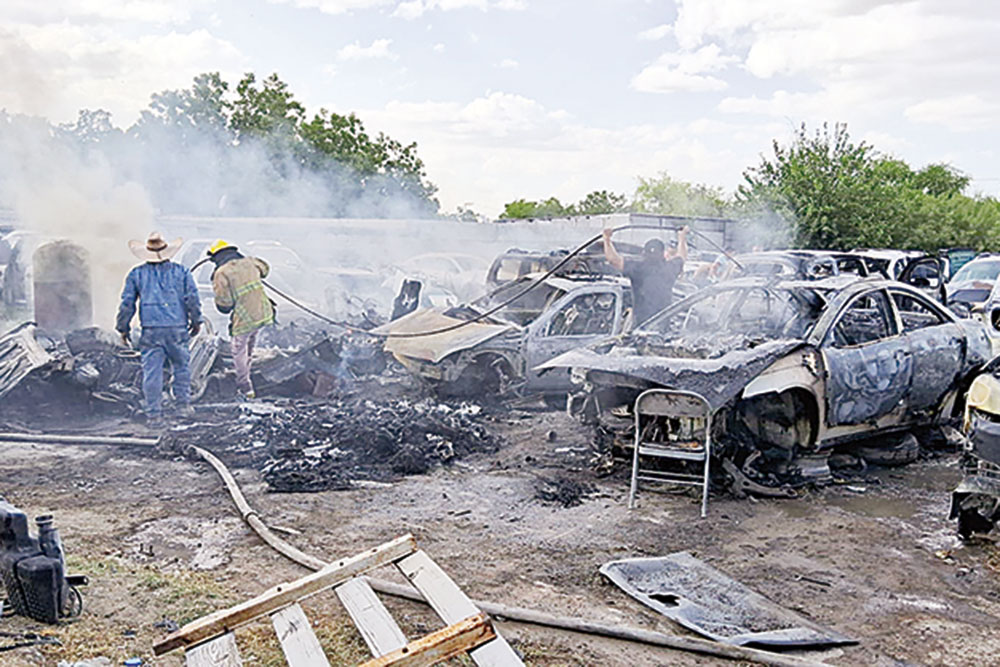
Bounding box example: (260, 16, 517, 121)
(543, 276, 990, 496)
(379, 274, 632, 403)
(950, 360, 1000, 538)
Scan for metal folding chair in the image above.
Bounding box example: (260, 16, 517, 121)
(629, 388, 712, 517)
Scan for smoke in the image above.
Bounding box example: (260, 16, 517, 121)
(0, 112, 153, 328)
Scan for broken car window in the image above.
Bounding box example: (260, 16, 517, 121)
(830, 291, 896, 347)
(545, 292, 618, 337)
(641, 286, 825, 341)
(891, 291, 946, 332)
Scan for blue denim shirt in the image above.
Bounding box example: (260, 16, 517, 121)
(116, 261, 202, 332)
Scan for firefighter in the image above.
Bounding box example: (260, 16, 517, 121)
(206, 240, 275, 399)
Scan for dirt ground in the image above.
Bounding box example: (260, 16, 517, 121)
(2, 401, 1000, 666)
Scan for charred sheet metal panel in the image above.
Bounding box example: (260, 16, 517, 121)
(905, 324, 963, 412)
(0, 323, 53, 399)
(823, 338, 912, 426)
(538, 340, 803, 411)
(600, 553, 855, 648)
(375, 309, 514, 364)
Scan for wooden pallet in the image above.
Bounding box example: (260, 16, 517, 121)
(153, 534, 524, 667)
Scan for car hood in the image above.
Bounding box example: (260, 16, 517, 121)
(539, 337, 805, 411)
(375, 308, 516, 364)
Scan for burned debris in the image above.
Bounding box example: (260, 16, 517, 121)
(163, 398, 503, 492)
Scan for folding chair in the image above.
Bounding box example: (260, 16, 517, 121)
(628, 388, 712, 517)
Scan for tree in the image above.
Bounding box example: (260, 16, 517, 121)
(499, 196, 571, 219)
(738, 122, 1000, 251)
(137, 72, 232, 144)
(738, 123, 909, 249)
(632, 172, 730, 217)
(574, 190, 628, 215)
(230, 73, 305, 142)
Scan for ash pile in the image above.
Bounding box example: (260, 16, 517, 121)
(166, 398, 503, 491)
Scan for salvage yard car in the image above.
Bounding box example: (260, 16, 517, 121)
(950, 360, 1000, 538)
(541, 276, 991, 496)
(377, 273, 631, 405)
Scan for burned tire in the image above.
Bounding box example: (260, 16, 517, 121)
(857, 433, 919, 467)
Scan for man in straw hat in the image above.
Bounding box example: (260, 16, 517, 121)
(205, 240, 274, 400)
(115, 232, 202, 427)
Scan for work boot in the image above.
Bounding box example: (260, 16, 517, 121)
(146, 415, 166, 430)
(176, 404, 195, 418)
(237, 389, 256, 402)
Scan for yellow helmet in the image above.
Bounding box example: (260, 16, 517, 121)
(207, 239, 233, 256)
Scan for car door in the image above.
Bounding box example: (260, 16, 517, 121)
(899, 256, 946, 303)
(524, 286, 623, 392)
(821, 289, 913, 426)
(889, 288, 964, 413)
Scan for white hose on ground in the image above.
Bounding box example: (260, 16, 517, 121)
(190, 445, 829, 667)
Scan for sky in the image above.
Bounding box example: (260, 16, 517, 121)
(1, 0, 998, 217)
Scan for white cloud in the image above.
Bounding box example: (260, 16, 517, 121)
(391, 0, 523, 20)
(632, 44, 735, 93)
(432, 42, 445, 52)
(267, 0, 392, 16)
(638, 23, 671, 41)
(336, 38, 398, 61)
(498, 58, 518, 69)
(905, 95, 1000, 132)
(0, 22, 245, 124)
(3, 0, 215, 25)
(359, 92, 776, 212)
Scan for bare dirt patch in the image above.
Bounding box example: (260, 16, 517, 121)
(2, 404, 999, 665)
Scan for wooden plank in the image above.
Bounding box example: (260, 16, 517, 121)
(359, 613, 495, 667)
(155, 534, 417, 656)
(395, 551, 524, 667)
(185, 632, 243, 667)
(271, 602, 330, 667)
(336, 578, 408, 657)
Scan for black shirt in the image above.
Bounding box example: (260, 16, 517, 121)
(623, 256, 683, 324)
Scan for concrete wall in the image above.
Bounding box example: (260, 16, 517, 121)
(158, 212, 740, 269)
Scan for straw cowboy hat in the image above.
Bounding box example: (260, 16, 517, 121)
(128, 232, 182, 262)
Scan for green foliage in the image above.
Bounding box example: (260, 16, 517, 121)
(737, 122, 1000, 251)
(89, 71, 439, 217)
(632, 172, 730, 217)
(500, 190, 626, 219)
(575, 189, 628, 215)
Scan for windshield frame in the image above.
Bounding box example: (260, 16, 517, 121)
(637, 281, 828, 341)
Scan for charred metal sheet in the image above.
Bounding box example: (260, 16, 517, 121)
(188, 326, 219, 401)
(0, 323, 53, 399)
(376, 308, 514, 364)
(538, 340, 803, 411)
(823, 337, 912, 426)
(600, 552, 855, 648)
(255, 337, 343, 385)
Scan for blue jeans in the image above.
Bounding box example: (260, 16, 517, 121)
(139, 326, 191, 417)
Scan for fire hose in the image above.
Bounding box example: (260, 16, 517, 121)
(191, 224, 742, 339)
(0, 432, 824, 665)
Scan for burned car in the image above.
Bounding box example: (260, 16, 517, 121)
(542, 276, 991, 495)
(378, 274, 631, 404)
(950, 361, 1000, 538)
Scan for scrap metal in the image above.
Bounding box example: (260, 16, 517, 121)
(600, 552, 855, 648)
